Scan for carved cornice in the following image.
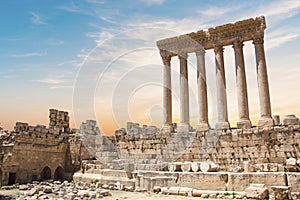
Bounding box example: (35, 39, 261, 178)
(157, 16, 266, 54)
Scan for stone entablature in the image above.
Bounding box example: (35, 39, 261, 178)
(156, 16, 266, 55)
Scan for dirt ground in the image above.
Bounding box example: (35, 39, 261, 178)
(0, 189, 230, 200)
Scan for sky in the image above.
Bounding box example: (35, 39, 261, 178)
(0, 0, 299, 135)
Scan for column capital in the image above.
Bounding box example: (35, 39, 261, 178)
(178, 51, 188, 60)
(160, 50, 172, 65)
(195, 48, 205, 56)
(253, 33, 264, 45)
(214, 44, 224, 54)
(232, 39, 244, 49)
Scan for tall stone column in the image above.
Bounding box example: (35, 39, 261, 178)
(233, 40, 251, 129)
(178, 52, 190, 133)
(253, 34, 274, 127)
(195, 49, 209, 131)
(160, 50, 173, 132)
(214, 45, 230, 130)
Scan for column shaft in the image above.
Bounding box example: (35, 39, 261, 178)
(214, 45, 230, 130)
(196, 49, 209, 131)
(178, 53, 190, 132)
(253, 35, 274, 127)
(233, 40, 251, 129)
(161, 51, 172, 128)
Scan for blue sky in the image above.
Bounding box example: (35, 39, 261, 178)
(0, 0, 300, 133)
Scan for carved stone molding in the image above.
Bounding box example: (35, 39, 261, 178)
(157, 16, 266, 54)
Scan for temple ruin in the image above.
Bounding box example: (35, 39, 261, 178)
(157, 16, 273, 131)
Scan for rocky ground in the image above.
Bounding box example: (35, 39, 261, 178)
(0, 180, 243, 200)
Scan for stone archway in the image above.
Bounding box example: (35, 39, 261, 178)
(54, 166, 64, 181)
(41, 166, 51, 180)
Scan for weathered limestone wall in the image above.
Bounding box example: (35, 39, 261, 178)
(115, 124, 300, 171)
(1, 133, 68, 185)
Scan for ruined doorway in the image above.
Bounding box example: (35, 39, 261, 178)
(54, 167, 64, 181)
(40, 167, 51, 180)
(8, 172, 16, 185)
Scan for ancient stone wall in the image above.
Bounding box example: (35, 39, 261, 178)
(114, 123, 300, 172)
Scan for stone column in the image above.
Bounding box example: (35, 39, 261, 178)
(253, 34, 274, 127)
(195, 49, 209, 131)
(160, 50, 173, 132)
(178, 52, 190, 133)
(214, 45, 230, 130)
(233, 40, 251, 129)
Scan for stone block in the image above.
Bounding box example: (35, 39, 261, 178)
(168, 162, 182, 172)
(181, 162, 191, 172)
(273, 115, 280, 125)
(245, 183, 269, 199)
(269, 186, 291, 200)
(283, 115, 299, 125)
(286, 158, 299, 172)
(200, 162, 218, 172)
(177, 172, 228, 191)
(227, 172, 287, 191)
(287, 172, 300, 192)
(192, 189, 202, 197)
(161, 187, 179, 195)
(191, 162, 200, 172)
(178, 187, 193, 196)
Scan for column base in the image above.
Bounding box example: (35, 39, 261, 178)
(196, 122, 210, 132)
(258, 117, 274, 127)
(215, 121, 230, 130)
(177, 123, 190, 134)
(237, 119, 252, 129)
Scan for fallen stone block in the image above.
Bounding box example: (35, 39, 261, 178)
(200, 162, 218, 172)
(269, 186, 291, 200)
(191, 162, 200, 172)
(282, 115, 299, 125)
(178, 187, 193, 196)
(192, 189, 202, 197)
(181, 162, 191, 172)
(291, 192, 300, 200)
(245, 184, 269, 199)
(168, 162, 182, 172)
(286, 158, 299, 172)
(153, 186, 161, 193)
(161, 187, 179, 195)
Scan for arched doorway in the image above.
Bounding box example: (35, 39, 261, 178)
(40, 167, 51, 180)
(54, 166, 64, 181)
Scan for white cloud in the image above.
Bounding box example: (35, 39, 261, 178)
(139, 0, 166, 5)
(57, 60, 81, 68)
(85, 0, 105, 4)
(199, 6, 231, 17)
(256, 0, 300, 18)
(30, 12, 46, 25)
(266, 29, 300, 50)
(11, 52, 47, 58)
(35, 78, 64, 84)
(57, 3, 81, 13)
(50, 85, 74, 90)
